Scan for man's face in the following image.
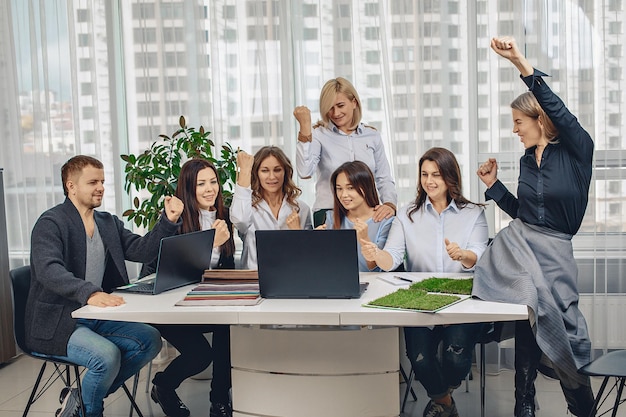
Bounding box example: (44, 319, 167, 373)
(66, 165, 105, 210)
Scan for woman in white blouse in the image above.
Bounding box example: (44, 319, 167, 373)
(361, 147, 488, 417)
(293, 77, 397, 227)
(231, 146, 312, 269)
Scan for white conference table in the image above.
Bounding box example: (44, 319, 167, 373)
(73, 272, 528, 417)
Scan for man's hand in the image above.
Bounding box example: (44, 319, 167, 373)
(87, 291, 125, 307)
(212, 219, 231, 248)
(164, 195, 184, 223)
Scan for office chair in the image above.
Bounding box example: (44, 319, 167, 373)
(579, 350, 626, 417)
(10, 265, 143, 417)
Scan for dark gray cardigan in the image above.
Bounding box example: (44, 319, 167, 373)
(25, 198, 180, 356)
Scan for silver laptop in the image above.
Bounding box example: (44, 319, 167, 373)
(115, 229, 215, 295)
(255, 229, 367, 299)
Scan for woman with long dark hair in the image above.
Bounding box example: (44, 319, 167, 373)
(322, 160, 393, 272)
(362, 147, 488, 417)
(147, 158, 234, 417)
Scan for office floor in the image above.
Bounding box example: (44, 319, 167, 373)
(0, 352, 624, 417)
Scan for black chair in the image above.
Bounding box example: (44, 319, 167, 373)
(579, 350, 626, 417)
(9, 265, 144, 417)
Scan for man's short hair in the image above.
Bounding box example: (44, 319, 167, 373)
(61, 155, 104, 196)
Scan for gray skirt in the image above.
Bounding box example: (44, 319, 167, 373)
(472, 218, 591, 384)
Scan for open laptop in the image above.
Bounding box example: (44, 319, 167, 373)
(255, 229, 367, 299)
(115, 229, 215, 295)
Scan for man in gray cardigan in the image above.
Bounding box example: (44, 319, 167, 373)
(25, 155, 183, 417)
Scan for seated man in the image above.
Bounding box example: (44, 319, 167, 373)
(25, 155, 183, 417)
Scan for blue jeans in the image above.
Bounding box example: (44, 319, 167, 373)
(404, 323, 487, 400)
(43, 319, 161, 417)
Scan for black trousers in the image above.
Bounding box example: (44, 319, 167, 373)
(152, 324, 231, 404)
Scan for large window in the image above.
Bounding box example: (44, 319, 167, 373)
(2, 0, 626, 350)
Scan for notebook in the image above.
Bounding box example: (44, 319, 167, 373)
(115, 229, 216, 295)
(255, 229, 367, 299)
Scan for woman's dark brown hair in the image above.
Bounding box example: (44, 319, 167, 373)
(330, 161, 379, 228)
(175, 158, 235, 259)
(407, 147, 484, 221)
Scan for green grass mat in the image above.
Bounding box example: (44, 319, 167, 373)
(367, 288, 461, 312)
(409, 277, 473, 295)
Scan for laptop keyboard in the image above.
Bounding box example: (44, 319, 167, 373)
(127, 282, 155, 293)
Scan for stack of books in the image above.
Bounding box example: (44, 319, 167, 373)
(175, 270, 262, 306)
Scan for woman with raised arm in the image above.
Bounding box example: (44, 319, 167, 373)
(474, 36, 594, 417)
(146, 158, 234, 417)
(231, 146, 312, 269)
(294, 77, 397, 227)
(322, 160, 394, 272)
(361, 147, 488, 417)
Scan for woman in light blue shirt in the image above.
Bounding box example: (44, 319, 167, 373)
(294, 77, 397, 227)
(362, 147, 488, 417)
(322, 161, 393, 272)
(231, 146, 312, 269)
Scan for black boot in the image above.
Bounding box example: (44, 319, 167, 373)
(514, 321, 542, 417)
(560, 383, 595, 417)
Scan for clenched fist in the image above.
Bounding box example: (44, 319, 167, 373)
(164, 195, 184, 223)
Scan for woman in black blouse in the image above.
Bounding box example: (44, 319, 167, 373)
(474, 37, 594, 417)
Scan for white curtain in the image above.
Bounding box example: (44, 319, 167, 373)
(1, 0, 625, 351)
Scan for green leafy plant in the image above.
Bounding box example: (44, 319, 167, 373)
(121, 115, 238, 229)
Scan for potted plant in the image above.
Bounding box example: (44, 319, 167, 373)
(121, 115, 237, 229)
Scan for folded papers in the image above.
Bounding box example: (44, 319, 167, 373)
(202, 269, 258, 280)
(176, 270, 262, 306)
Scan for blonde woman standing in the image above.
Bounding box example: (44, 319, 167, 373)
(294, 77, 397, 227)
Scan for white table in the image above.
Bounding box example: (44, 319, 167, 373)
(73, 272, 528, 417)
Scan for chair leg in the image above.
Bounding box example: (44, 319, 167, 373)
(129, 370, 140, 417)
(122, 382, 144, 417)
(400, 364, 417, 401)
(610, 377, 625, 417)
(73, 365, 86, 417)
(145, 360, 153, 393)
(480, 342, 486, 417)
(401, 366, 415, 413)
(23, 362, 48, 417)
(590, 377, 610, 417)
